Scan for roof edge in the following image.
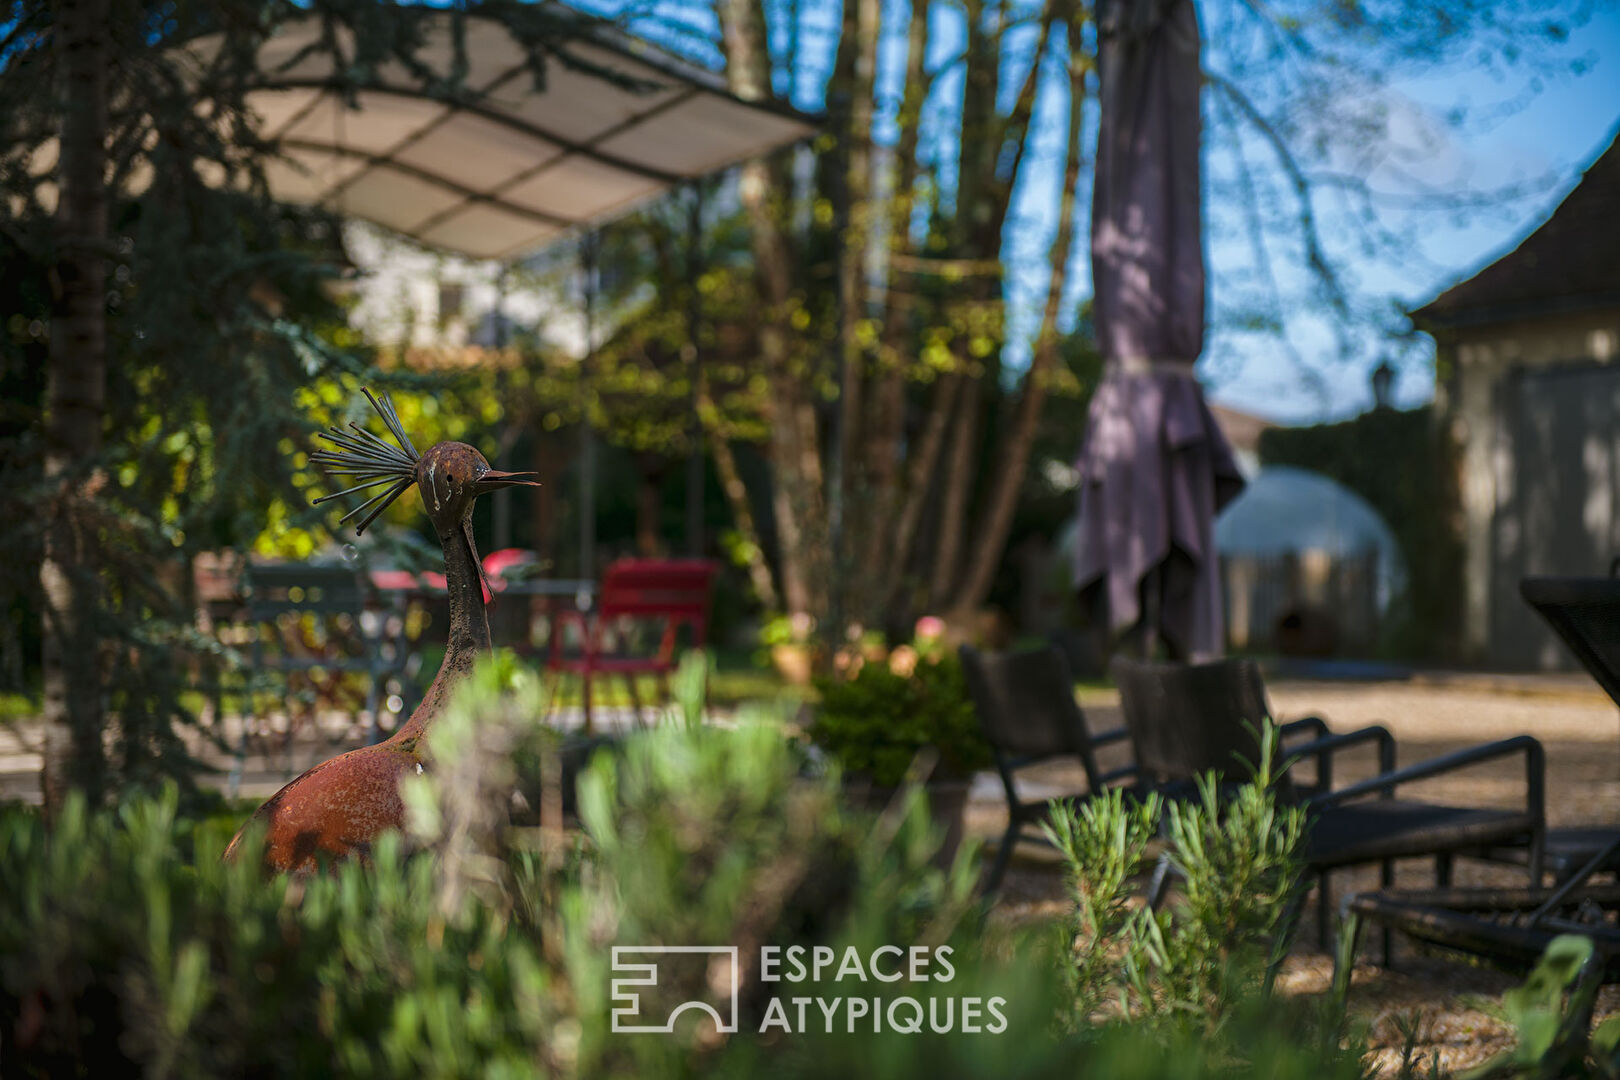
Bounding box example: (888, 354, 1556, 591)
(1408, 121, 1620, 322)
(1412, 290, 1620, 333)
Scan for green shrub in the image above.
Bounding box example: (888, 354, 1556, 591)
(8, 662, 1603, 1079)
(810, 654, 989, 787)
(0, 655, 986, 1077)
(1045, 721, 1311, 1031)
(0, 789, 560, 1077)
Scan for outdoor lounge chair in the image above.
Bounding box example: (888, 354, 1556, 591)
(1112, 657, 1547, 949)
(958, 644, 1145, 893)
(1339, 576, 1620, 978)
(959, 644, 1344, 894)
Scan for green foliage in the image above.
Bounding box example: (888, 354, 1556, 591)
(2, 2, 384, 792)
(0, 0, 640, 800)
(1448, 933, 1620, 1080)
(669, 649, 711, 731)
(0, 787, 553, 1077)
(13, 659, 1620, 1078)
(760, 612, 819, 647)
(1156, 729, 1309, 1009)
(1258, 406, 1465, 661)
(810, 654, 990, 787)
(1468, 935, 1603, 1078)
(0, 655, 984, 1077)
(1045, 722, 1310, 1032)
(1354, 932, 1620, 1080)
(1043, 786, 1163, 1019)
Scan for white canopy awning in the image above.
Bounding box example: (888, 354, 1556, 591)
(202, 14, 816, 260)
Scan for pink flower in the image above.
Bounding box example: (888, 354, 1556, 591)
(914, 615, 946, 640)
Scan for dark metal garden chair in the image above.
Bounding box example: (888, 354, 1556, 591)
(1338, 576, 1620, 979)
(1112, 657, 1546, 949)
(958, 644, 1143, 893)
(960, 644, 1363, 895)
(225, 562, 408, 792)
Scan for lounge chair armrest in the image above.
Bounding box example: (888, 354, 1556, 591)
(1309, 735, 1544, 820)
(1098, 763, 1140, 785)
(1090, 725, 1130, 747)
(1278, 716, 1329, 788)
(1279, 716, 1329, 741)
(1282, 724, 1396, 795)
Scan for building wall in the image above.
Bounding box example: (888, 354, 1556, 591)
(341, 222, 589, 357)
(1438, 306, 1620, 661)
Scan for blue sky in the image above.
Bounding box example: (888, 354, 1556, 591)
(1212, 7, 1620, 422)
(580, 0, 1620, 425)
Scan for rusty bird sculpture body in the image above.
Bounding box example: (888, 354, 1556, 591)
(226, 391, 536, 873)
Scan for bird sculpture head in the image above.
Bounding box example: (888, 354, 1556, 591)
(310, 388, 538, 594)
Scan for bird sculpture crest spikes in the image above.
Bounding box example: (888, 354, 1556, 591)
(225, 389, 538, 873)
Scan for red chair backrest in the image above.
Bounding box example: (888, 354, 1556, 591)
(482, 547, 538, 592)
(597, 559, 718, 631)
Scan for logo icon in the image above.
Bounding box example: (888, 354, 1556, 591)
(611, 946, 740, 1034)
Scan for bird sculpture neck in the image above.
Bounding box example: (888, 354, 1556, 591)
(390, 515, 490, 744)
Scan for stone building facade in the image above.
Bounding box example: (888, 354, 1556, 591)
(1416, 128, 1620, 666)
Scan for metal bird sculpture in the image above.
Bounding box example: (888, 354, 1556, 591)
(225, 389, 538, 873)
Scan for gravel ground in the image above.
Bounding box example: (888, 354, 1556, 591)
(974, 676, 1620, 1072)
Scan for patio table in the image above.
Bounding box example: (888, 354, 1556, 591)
(1519, 576, 1620, 721)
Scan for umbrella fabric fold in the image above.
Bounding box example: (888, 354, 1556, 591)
(1074, 367, 1244, 660)
(1074, 0, 1243, 661)
(1090, 0, 1204, 365)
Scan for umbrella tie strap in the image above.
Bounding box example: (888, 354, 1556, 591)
(1108, 356, 1200, 376)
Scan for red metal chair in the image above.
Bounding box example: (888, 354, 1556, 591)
(371, 548, 531, 599)
(546, 558, 719, 729)
(482, 547, 537, 592)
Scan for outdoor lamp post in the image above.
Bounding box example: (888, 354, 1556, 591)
(1371, 359, 1395, 410)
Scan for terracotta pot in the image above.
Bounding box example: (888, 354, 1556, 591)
(845, 776, 971, 868)
(771, 643, 816, 686)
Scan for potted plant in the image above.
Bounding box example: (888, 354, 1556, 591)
(809, 643, 990, 864)
(760, 612, 820, 685)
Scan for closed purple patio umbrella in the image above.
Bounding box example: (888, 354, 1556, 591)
(1073, 0, 1243, 661)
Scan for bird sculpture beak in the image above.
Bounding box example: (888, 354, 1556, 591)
(465, 470, 538, 607)
(473, 469, 541, 493)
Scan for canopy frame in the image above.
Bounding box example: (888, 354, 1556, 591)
(219, 12, 817, 262)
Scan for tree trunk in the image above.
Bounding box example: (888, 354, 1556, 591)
(918, 0, 1024, 615)
(41, 0, 110, 810)
(634, 457, 666, 557)
(859, 0, 931, 580)
(703, 398, 780, 611)
(928, 374, 981, 609)
(719, 0, 823, 620)
(830, 0, 881, 595)
(954, 0, 999, 230)
(880, 372, 962, 610)
(953, 30, 1088, 612)
(529, 430, 570, 580)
